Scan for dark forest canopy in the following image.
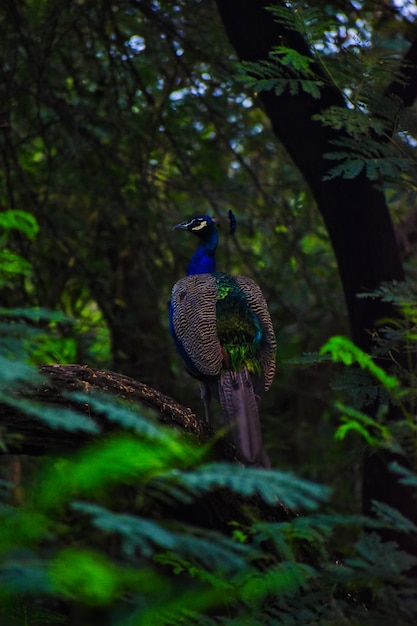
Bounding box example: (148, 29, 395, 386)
(2, 0, 417, 623)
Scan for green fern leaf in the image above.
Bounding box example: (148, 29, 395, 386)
(1, 395, 100, 434)
(175, 463, 330, 510)
(323, 159, 365, 180)
(320, 335, 399, 392)
(346, 533, 417, 578)
(390, 462, 417, 487)
(372, 500, 417, 533)
(73, 501, 249, 572)
(270, 46, 315, 73)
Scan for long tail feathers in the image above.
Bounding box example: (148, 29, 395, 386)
(218, 369, 270, 468)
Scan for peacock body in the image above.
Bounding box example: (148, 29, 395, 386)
(170, 215, 276, 467)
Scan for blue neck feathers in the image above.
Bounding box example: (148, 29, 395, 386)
(187, 229, 218, 275)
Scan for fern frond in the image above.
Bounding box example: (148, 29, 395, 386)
(72, 501, 250, 571)
(313, 105, 386, 139)
(0, 394, 99, 434)
(173, 463, 330, 510)
(320, 335, 400, 392)
(285, 351, 331, 367)
(0, 557, 51, 595)
(334, 402, 398, 449)
(269, 47, 315, 73)
(267, 4, 336, 48)
(238, 561, 316, 602)
(323, 134, 410, 181)
(390, 462, 417, 487)
(0, 307, 69, 323)
(34, 433, 199, 511)
(345, 532, 417, 579)
(372, 500, 417, 533)
(238, 58, 324, 99)
(357, 280, 417, 313)
(0, 356, 41, 388)
(68, 391, 166, 440)
(274, 77, 323, 98)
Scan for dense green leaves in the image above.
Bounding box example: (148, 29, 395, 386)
(0, 303, 416, 623)
(1, 0, 417, 623)
(239, 0, 417, 189)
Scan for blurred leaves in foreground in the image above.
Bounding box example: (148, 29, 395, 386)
(1, 304, 417, 624)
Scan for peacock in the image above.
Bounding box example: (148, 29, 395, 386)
(169, 214, 276, 468)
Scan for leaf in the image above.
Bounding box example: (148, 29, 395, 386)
(320, 335, 399, 392)
(323, 159, 364, 180)
(313, 106, 386, 138)
(67, 392, 198, 457)
(323, 138, 410, 182)
(48, 548, 145, 605)
(0, 250, 32, 277)
(390, 462, 417, 487)
(0, 210, 39, 240)
(270, 47, 315, 73)
(0, 307, 70, 323)
(0, 394, 100, 434)
(72, 501, 249, 571)
(333, 403, 397, 449)
(238, 59, 323, 98)
(0, 356, 41, 387)
(174, 463, 330, 511)
(346, 533, 417, 578)
(0, 553, 51, 595)
(372, 500, 417, 533)
(240, 562, 315, 602)
(35, 432, 197, 511)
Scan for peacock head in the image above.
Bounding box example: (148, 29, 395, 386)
(174, 213, 236, 275)
(173, 215, 217, 241)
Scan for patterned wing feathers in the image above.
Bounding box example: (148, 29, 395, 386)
(233, 275, 276, 391)
(171, 274, 223, 376)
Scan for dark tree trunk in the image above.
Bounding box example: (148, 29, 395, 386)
(215, 0, 405, 348)
(215, 0, 417, 547)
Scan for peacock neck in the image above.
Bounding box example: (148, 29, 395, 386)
(187, 230, 218, 276)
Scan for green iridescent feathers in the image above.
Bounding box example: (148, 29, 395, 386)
(215, 273, 263, 376)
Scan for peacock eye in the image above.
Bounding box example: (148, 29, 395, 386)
(191, 219, 207, 231)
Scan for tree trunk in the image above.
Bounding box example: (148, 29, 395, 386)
(215, 0, 405, 348)
(215, 0, 416, 548)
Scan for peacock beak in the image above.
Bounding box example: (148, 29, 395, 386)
(173, 220, 189, 231)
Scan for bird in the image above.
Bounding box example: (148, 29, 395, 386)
(169, 213, 276, 468)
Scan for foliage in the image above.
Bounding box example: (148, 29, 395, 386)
(2, 1, 417, 623)
(238, 57, 324, 99)
(320, 335, 399, 392)
(0, 0, 352, 478)
(0, 303, 417, 625)
(238, 0, 417, 190)
(0, 210, 38, 287)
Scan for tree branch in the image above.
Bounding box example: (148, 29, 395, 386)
(1, 363, 294, 530)
(1, 363, 235, 459)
